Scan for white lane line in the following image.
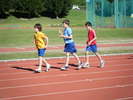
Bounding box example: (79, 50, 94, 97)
(0, 68, 133, 82)
(1, 83, 133, 100)
(0, 61, 133, 75)
(0, 53, 132, 70)
(1, 55, 132, 67)
(116, 97, 133, 100)
(0, 74, 133, 90)
(0, 52, 133, 62)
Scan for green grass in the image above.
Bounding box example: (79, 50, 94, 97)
(0, 10, 133, 60)
(0, 9, 133, 47)
(96, 28, 133, 40)
(0, 48, 133, 60)
(0, 28, 133, 47)
(0, 10, 86, 27)
(0, 10, 86, 47)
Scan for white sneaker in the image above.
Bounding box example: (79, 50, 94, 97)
(46, 64, 51, 72)
(82, 63, 90, 68)
(35, 69, 42, 73)
(100, 60, 105, 68)
(60, 66, 69, 71)
(77, 63, 83, 70)
(77, 63, 90, 70)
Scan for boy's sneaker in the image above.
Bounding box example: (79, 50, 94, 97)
(46, 64, 51, 72)
(77, 63, 90, 70)
(100, 60, 105, 68)
(77, 63, 83, 70)
(60, 66, 69, 71)
(35, 69, 42, 73)
(82, 63, 90, 68)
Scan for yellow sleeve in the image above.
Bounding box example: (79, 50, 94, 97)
(41, 33, 47, 39)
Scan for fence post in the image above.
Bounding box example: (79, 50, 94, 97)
(86, 0, 96, 27)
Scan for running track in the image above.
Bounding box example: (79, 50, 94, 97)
(0, 54, 133, 100)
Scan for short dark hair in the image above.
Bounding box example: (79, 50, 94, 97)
(34, 23, 42, 31)
(85, 21, 92, 27)
(62, 19, 70, 25)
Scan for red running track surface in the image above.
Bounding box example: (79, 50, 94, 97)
(0, 54, 133, 100)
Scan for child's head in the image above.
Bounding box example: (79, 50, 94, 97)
(62, 19, 70, 28)
(34, 23, 42, 32)
(85, 21, 92, 29)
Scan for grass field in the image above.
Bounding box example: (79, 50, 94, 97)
(0, 28, 133, 47)
(0, 10, 86, 26)
(0, 10, 133, 60)
(0, 49, 133, 60)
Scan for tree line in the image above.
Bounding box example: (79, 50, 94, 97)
(0, 0, 85, 19)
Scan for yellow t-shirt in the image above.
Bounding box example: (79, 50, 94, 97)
(34, 32, 48, 49)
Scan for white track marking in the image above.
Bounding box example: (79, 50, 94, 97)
(0, 63, 133, 75)
(0, 53, 132, 70)
(116, 97, 133, 100)
(0, 74, 133, 90)
(0, 68, 133, 82)
(1, 83, 133, 100)
(0, 53, 133, 62)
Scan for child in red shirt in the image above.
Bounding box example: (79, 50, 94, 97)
(78, 21, 104, 69)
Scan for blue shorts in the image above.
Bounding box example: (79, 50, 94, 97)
(38, 48, 46, 56)
(64, 42, 77, 53)
(86, 45, 97, 53)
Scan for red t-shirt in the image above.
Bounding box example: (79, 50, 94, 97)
(87, 29, 96, 45)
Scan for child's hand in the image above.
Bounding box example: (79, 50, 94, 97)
(86, 41, 91, 46)
(45, 46, 47, 49)
(32, 40, 35, 44)
(59, 29, 62, 34)
(58, 29, 64, 38)
(59, 34, 64, 38)
(88, 42, 91, 46)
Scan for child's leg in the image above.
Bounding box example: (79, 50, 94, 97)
(65, 52, 70, 66)
(36, 56, 43, 71)
(85, 51, 89, 64)
(72, 53, 84, 69)
(77, 51, 90, 70)
(94, 52, 102, 62)
(42, 58, 49, 66)
(81, 51, 90, 68)
(42, 58, 50, 72)
(61, 52, 70, 70)
(94, 52, 104, 67)
(72, 53, 81, 64)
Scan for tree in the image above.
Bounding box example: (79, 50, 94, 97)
(43, 0, 72, 18)
(0, 0, 73, 18)
(12, 0, 45, 18)
(0, 0, 10, 18)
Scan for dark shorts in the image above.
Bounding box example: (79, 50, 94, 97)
(64, 42, 77, 53)
(86, 45, 97, 53)
(38, 48, 46, 56)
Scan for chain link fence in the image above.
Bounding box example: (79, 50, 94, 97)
(86, 0, 133, 28)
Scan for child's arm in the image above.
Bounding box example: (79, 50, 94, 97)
(88, 30, 96, 45)
(88, 37, 96, 45)
(32, 37, 35, 44)
(59, 34, 72, 39)
(59, 29, 72, 39)
(44, 37, 48, 48)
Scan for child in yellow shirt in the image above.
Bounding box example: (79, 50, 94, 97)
(34, 23, 50, 72)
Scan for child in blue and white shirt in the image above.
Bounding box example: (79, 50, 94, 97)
(59, 20, 82, 70)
